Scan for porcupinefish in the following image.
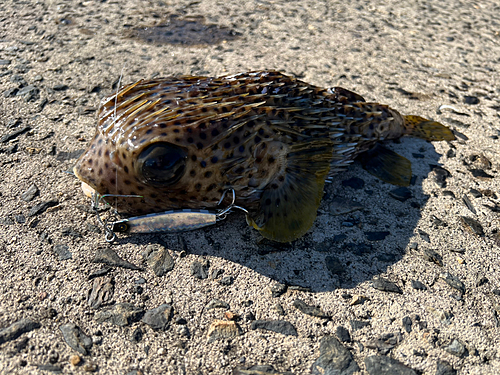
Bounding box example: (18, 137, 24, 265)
(73, 70, 455, 242)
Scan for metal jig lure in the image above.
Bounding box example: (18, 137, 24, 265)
(92, 189, 247, 242)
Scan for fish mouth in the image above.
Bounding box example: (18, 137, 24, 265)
(73, 166, 98, 198)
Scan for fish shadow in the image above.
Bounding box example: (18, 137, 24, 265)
(121, 138, 448, 293)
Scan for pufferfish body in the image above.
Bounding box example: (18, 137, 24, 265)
(74, 70, 455, 242)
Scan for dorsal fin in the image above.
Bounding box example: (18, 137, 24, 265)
(246, 139, 333, 242)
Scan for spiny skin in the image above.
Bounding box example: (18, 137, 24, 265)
(74, 70, 451, 242)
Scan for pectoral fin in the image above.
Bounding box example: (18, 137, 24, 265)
(358, 144, 412, 186)
(247, 140, 333, 242)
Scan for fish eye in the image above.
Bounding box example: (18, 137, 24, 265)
(137, 142, 187, 186)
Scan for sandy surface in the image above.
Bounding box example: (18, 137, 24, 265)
(1, 0, 499, 374)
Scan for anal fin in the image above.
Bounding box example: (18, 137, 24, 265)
(358, 144, 412, 186)
(247, 140, 333, 242)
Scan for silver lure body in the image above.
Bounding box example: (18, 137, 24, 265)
(111, 209, 218, 234)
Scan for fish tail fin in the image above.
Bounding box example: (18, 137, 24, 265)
(403, 115, 456, 141)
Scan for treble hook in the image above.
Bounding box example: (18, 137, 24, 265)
(216, 189, 248, 220)
(91, 192, 142, 243)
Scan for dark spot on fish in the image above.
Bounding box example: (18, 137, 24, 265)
(265, 198, 271, 205)
(235, 167, 245, 174)
(200, 133, 207, 140)
(268, 156, 275, 163)
(207, 184, 216, 191)
(190, 170, 196, 177)
(196, 143, 203, 150)
(150, 193, 157, 198)
(160, 132, 167, 136)
(201, 107, 208, 113)
(271, 183, 278, 189)
(179, 189, 187, 195)
(88, 158, 93, 165)
(256, 157, 262, 163)
(110, 178, 116, 185)
(278, 176, 285, 182)
(146, 129, 153, 135)
(160, 123, 167, 128)
(238, 145, 245, 153)
(211, 156, 218, 164)
(175, 137, 180, 142)
(191, 155, 197, 161)
(204, 171, 212, 178)
(173, 128, 180, 133)
(224, 142, 231, 149)
(177, 109, 184, 114)
(173, 121, 181, 126)
(137, 186, 144, 191)
(254, 136, 262, 144)
(124, 180, 131, 185)
(200, 161, 207, 168)
(233, 136, 240, 144)
(104, 162, 109, 168)
(98, 168, 103, 176)
(258, 129, 264, 135)
(124, 166, 129, 174)
(211, 129, 219, 137)
(187, 137, 194, 143)
(195, 183, 201, 191)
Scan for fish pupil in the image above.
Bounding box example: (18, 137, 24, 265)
(137, 142, 187, 186)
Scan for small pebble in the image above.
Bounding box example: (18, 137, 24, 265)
(372, 277, 402, 294)
(146, 244, 174, 276)
(422, 249, 443, 267)
(293, 299, 330, 319)
(342, 177, 365, 189)
(141, 304, 173, 331)
(94, 303, 145, 327)
(28, 200, 58, 216)
(460, 216, 485, 236)
(350, 295, 368, 306)
(435, 360, 457, 375)
(206, 320, 242, 343)
(219, 276, 234, 285)
(389, 187, 412, 202)
(206, 299, 230, 310)
(0, 318, 41, 344)
(402, 316, 412, 333)
(250, 320, 298, 336)
(335, 326, 351, 343)
(274, 304, 286, 316)
(59, 323, 92, 355)
(92, 247, 142, 270)
(365, 231, 390, 241)
(270, 283, 287, 298)
(443, 338, 466, 358)
(52, 244, 72, 261)
(440, 272, 466, 294)
(311, 336, 359, 375)
(364, 355, 417, 375)
(350, 320, 370, 331)
(20, 183, 39, 202)
(190, 260, 209, 279)
(69, 354, 81, 366)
